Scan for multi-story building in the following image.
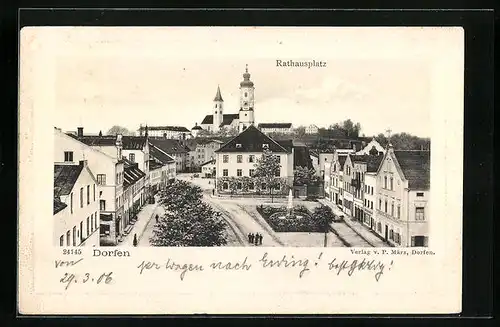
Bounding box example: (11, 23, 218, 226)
(137, 125, 192, 139)
(374, 145, 430, 247)
(193, 139, 224, 167)
(53, 160, 100, 247)
(122, 158, 146, 231)
(214, 125, 294, 195)
(305, 124, 319, 134)
(200, 159, 216, 178)
(329, 150, 348, 206)
(148, 143, 176, 185)
(258, 123, 293, 135)
(54, 128, 125, 246)
(149, 138, 189, 173)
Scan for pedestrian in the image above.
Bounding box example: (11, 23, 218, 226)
(259, 234, 263, 245)
(249, 233, 254, 244)
(133, 234, 138, 247)
(155, 214, 159, 224)
(248, 233, 252, 243)
(254, 233, 259, 246)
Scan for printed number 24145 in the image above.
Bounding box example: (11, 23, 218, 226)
(62, 249, 82, 255)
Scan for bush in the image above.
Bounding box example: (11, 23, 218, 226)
(256, 205, 326, 233)
(305, 195, 319, 202)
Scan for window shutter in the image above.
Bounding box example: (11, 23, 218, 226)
(411, 236, 415, 247)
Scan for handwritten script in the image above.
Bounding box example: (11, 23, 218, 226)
(136, 252, 394, 282)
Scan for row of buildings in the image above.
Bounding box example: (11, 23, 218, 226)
(53, 127, 177, 247)
(323, 144, 431, 247)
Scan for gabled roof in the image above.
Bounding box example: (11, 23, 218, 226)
(123, 164, 146, 189)
(53, 197, 67, 215)
(149, 139, 188, 154)
(393, 150, 430, 190)
(121, 136, 147, 150)
(192, 125, 203, 130)
(348, 154, 383, 172)
(148, 143, 176, 164)
(70, 134, 116, 146)
(200, 159, 216, 167)
(54, 164, 84, 197)
(149, 160, 164, 171)
(258, 123, 292, 129)
(201, 115, 214, 124)
(216, 125, 289, 153)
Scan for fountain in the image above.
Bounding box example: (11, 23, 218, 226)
(270, 188, 306, 220)
(287, 188, 294, 216)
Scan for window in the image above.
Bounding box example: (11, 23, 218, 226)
(64, 151, 73, 162)
(66, 231, 70, 246)
(397, 205, 401, 218)
(236, 144, 242, 149)
(87, 185, 90, 205)
(223, 155, 229, 163)
(276, 156, 281, 163)
(371, 202, 373, 209)
(86, 217, 90, 237)
(274, 169, 280, 177)
(93, 184, 96, 201)
(237, 155, 243, 163)
(222, 183, 228, 190)
(100, 200, 106, 211)
(70, 193, 73, 214)
(129, 153, 135, 162)
(415, 207, 425, 220)
(215, 104, 217, 108)
(249, 169, 255, 177)
(97, 174, 106, 185)
(237, 182, 242, 190)
(417, 192, 424, 197)
(237, 169, 242, 177)
(95, 211, 98, 229)
(80, 187, 84, 208)
(244, 92, 248, 97)
(391, 203, 394, 216)
(262, 144, 269, 149)
(72, 227, 76, 246)
(248, 155, 255, 163)
(80, 221, 83, 241)
(384, 176, 387, 189)
(384, 200, 387, 213)
(59, 235, 64, 246)
(390, 177, 394, 190)
(91, 214, 94, 232)
(223, 169, 228, 177)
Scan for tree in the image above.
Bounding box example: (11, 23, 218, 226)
(228, 177, 238, 197)
(253, 149, 281, 203)
(294, 126, 306, 138)
(106, 125, 135, 136)
(294, 166, 320, 186)
(311, 205, 335, 247)
(151, 180, 228, 246)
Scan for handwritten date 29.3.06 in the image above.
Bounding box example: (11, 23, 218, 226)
(59, 272, 113, 290)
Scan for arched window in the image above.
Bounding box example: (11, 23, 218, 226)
(384, 176, 387, 189)
(390, 177, 394, 190)
(215, 104, 217, 108)
(215, 111, 217, 114)
(244, 92, 248, 97)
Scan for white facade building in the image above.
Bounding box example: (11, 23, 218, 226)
(305, 124, 319, 134)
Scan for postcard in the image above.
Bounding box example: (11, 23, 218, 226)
(18, 26, 464, 314)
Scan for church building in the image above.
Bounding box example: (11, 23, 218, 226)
(199, 65, 256, 134)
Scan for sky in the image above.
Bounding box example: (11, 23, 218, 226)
(49, 27, 462, 138)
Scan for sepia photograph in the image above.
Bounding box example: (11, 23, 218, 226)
(52, 27, 431, 249)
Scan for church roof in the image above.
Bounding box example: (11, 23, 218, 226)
(214, 85, 224, 102)
(216, 125, 289, 153)
(220, 114, 239, 127)
(240, 65, 254, 87)
(201, 115, 214, 124)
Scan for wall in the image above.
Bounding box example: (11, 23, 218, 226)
(54, 165, 100, 247)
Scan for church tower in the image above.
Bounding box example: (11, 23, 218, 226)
(213, 85, 224, 132)
(238, 64, 255, 133)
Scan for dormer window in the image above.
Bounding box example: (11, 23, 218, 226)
(262, 144, 269, 149)
(236, 144, 242, 148)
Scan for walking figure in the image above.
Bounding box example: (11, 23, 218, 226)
(254, 233, 260, 246)
(247, 233, 251, 243)
(155, 214, 159, 224)
(133, 233, 138, 247)
(259, 234, 263, 245)
(249, 233, 254, 244)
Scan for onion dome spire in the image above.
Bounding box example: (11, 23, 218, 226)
(213, 85, 223, 102)
(240, 64, 254, 87)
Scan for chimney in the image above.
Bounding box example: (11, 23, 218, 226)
(79, 160, 88, 167)
(77, 127, 83, 137)
(116, 134, 123, 159)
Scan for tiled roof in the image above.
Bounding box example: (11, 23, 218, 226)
(70, 134, 116, 146)
(138, 126, 190, 132)
(53, 197, 67, 215)
(394, 150, 430, 190)
(149, 139, 188, 154)
(149, 160, 164, 171)
(348, 154, 383, 172)
(258, 123, 292, 129)
(220, 114, 239, 127)
(216, 125, 289, 153)
(123, 164, 146, 189)
(148, 144, 176, 164)
(54, 164, 84, 197)
(121, 136, 147, 150)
